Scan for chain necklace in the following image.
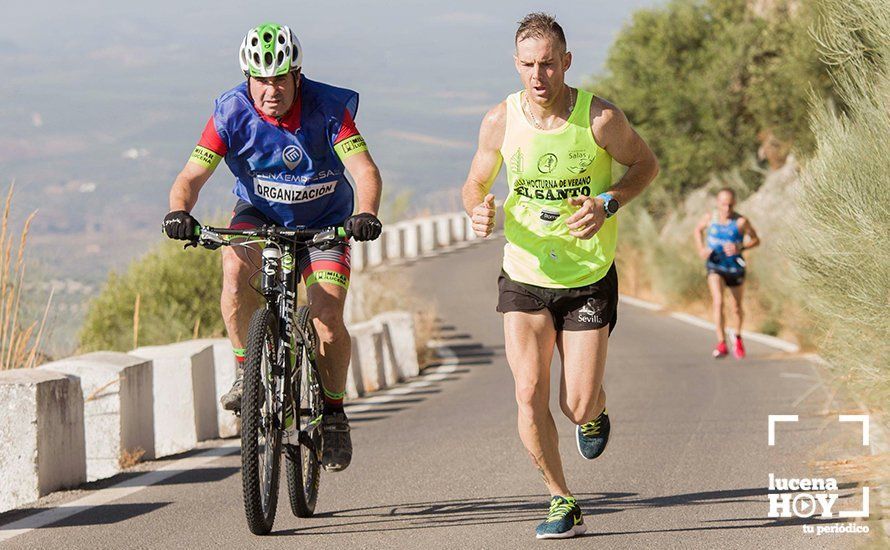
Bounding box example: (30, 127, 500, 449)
(524, 86, 575, 130)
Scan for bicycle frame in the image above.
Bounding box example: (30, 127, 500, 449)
(192, 224, 346, 531)
(195, 225, 346, 445)
(258, 243, 319, 448)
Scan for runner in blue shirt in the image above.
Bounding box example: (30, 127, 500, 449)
(694, 188, 761, 359)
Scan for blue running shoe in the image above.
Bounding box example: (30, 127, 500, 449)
(576, 409, 610, 460)
(535, 495, 586, 539)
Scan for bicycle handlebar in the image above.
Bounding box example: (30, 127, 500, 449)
(189, 225, 350, 250)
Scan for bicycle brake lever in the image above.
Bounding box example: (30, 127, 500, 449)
(315, 240, 338, 251)
(183, 241, 198, 249)
(312, 227, 349, 250)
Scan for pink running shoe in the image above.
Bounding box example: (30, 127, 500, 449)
(733, 336, 746, 359)
(713, 341, 728, 359)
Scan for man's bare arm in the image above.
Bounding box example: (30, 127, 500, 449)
(460, 103, 505, 237)
(592, 98, 659, 206)
(565, 99, 659, 239)
(343, 150, 383, 216)
(694, 213, 712, 259)
(170, 161, 215, 212)
(739, 217, 761, 250)
(461, 103, 505, 215)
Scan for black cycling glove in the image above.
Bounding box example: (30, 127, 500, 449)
(345, 212, 382, 241)
(163, 210, 199, 240)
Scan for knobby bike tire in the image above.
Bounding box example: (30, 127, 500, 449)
(286, 305, 323, 517)
(241, 308, 282, 535)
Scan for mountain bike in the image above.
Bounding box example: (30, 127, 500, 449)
(190, 224, 350, 535)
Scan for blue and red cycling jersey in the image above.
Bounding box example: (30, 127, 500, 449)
(190, 74, 368, 229)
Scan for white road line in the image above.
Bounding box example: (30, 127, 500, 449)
(0, 445, 238, 542)
(779, 372, 817, 380)
(667, 312, 800, 352)
(668, 311, 721, 331)
(618, 294, 663, 311)
(619, 294, 800, 353)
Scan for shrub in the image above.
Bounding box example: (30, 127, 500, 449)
(0, 184, 53, 368)
(616, 202, 706, 307)
(79, 239, 225, 351)
(787, 0, 890, 411)
(80, 235, 438, 366)
(590, 0, 833, 211)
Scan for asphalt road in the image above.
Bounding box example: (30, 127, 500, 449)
(0, 237, 874, 549)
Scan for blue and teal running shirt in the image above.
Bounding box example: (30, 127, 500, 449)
(189, 74, 369, 229)
(706, 213, 745, 274)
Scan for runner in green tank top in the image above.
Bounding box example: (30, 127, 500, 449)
(460, 13, 659, 540)
(500, 85, 616, 288)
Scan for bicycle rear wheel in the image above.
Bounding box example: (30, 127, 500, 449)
(285, 305, 323, 517)
(241, 308, 282, 535)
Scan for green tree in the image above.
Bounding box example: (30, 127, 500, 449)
(788, 0, 889, 408)
(79, 239, 225, 351)
(590, 0, 831, 210)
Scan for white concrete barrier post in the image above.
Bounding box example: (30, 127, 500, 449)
(435, 215, 453, 248)
(377, 311, 420, 383)
(0, 370, 86, 513)
(351, 240, 365, 272)
(366, 237, 384, 267)
(402, 222, 421, 258)
(194, 338, 241, 439)
(465, 215, 478, 240)
(375, 311, 420, 380)
(344, 289, 357, 325)
(39, 352, 154, 481)
(344, 355, 362, 399)
(350, 320, 385, 394)
(131, 341, 217, 458)
(377, 320, 400, 387)
(450, 213, 467, 242)
(383, 225, 403, 261)
(419, 218, 437, 253)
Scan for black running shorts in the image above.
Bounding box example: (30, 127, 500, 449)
(706, 265, 745, 287)
(497, 264, 618, 333)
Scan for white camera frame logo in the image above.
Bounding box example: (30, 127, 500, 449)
(767, 414, 870, 519)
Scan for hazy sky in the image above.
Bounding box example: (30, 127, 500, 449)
(1, 0, 665, 350)
(1, 1, 662, 213)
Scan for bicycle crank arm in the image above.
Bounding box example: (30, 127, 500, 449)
(298, 430, 318, 454)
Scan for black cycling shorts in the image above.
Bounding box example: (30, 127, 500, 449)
(229, 200, 351, 289)
(496, 264, 618, 333)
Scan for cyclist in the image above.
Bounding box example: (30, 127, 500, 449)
(163, 23, 383, 472)
(461, 13, 658, 539)
(693, 188, 760, 359)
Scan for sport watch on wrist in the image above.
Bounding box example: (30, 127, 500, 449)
(597, 193, 620, 218)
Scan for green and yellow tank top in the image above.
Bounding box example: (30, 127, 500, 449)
(499, 88, 615, 288)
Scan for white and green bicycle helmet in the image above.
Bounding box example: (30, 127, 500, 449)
(239, 23, 303, 77)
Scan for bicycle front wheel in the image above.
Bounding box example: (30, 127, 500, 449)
(241, 308, 282, 535)
(286, 305, 323, 517)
